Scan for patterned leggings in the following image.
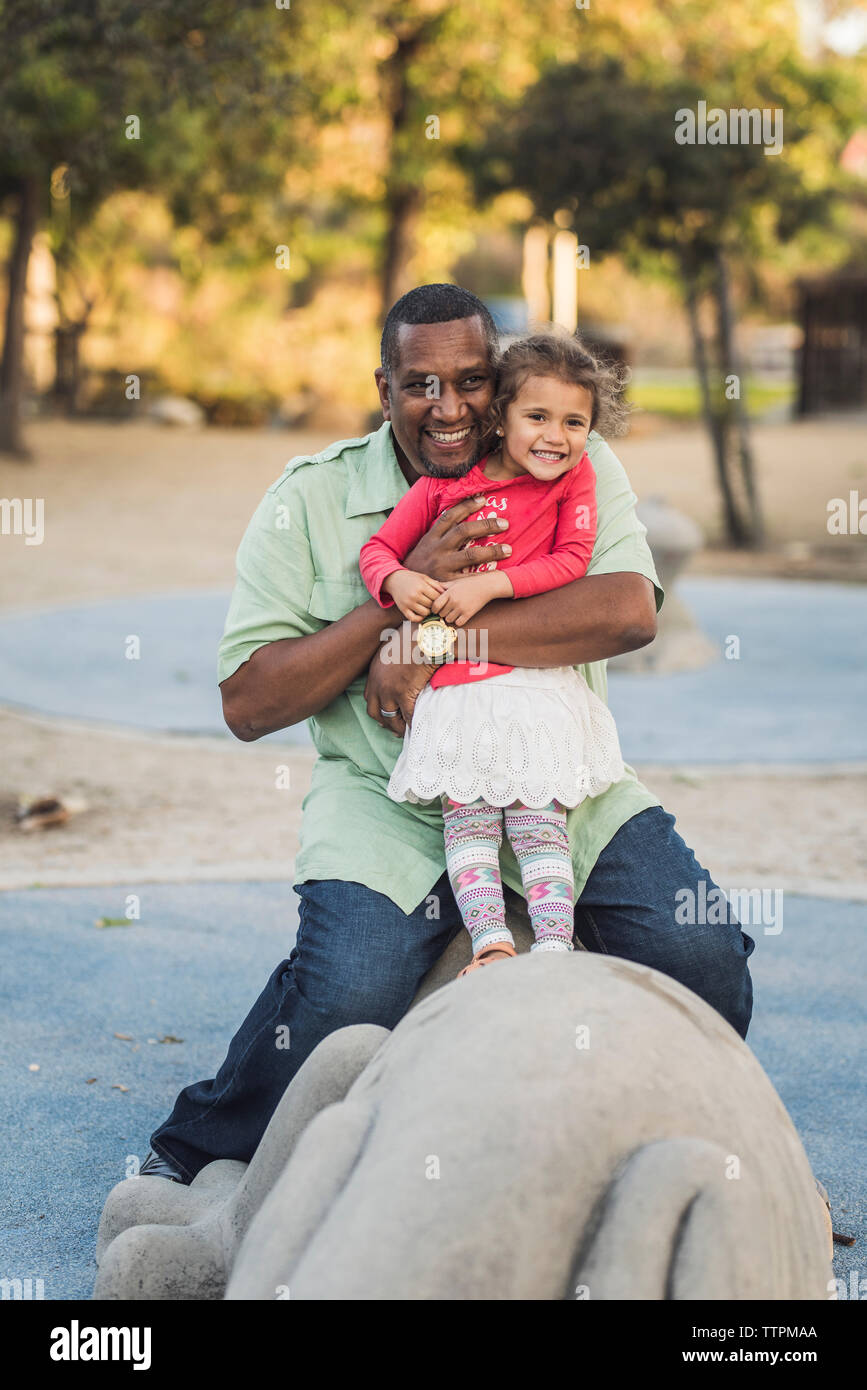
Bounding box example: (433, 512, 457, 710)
(441, 794, 575, 957)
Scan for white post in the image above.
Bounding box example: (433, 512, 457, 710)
(522, 224, 550, 326)
(552, 230, 578, 332)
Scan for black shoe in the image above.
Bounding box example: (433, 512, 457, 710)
(140, 1148, 187, 1183)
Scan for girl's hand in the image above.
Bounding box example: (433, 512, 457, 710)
(431, 571, 514, 626)
(383, 568, 445, 622)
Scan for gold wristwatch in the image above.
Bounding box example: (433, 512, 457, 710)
(415, 613, 457, 666)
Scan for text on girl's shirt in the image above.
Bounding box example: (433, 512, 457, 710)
(437, 493, 510, 574)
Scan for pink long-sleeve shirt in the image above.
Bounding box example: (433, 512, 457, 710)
(359, 454, 597, 688)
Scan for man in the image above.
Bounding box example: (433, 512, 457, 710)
(143, 284, 754, 1184)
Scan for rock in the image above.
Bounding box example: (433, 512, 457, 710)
(637, 495, 705, 590)
(15, 793, 88, 832)
(611, 495, 717, 674)
(274, 388, 319, 428)
(93, 952, 831, 1301)
(147, 396, 205, 429)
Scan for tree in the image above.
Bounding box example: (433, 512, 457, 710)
(285, 0, 586, 318)
(0, 0, 298, 454)
(464, 45, 859, 547)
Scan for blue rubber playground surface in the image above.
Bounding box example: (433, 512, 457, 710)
(1, 884, 864, 1301)
(1, 574, 865, 1301)
(2, 576, 867, 760)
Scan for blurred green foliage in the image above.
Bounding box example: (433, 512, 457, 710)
(0, 0, 864, 457)
(629, 378, 796, 421)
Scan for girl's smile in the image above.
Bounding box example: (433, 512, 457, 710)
(484, 375, 594, 482)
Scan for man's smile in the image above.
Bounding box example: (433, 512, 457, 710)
(425, 424, 475, 450)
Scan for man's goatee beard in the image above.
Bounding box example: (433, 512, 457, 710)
(419, 436, 485, 480)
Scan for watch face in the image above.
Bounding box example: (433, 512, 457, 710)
(420, 619, 455, 661)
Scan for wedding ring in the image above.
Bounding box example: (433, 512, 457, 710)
(380, 708, 399, 718)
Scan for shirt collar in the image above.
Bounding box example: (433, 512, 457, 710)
(344, 421, 410, 518)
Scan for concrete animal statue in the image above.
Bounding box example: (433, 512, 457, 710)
(94, 948, 832, 1300)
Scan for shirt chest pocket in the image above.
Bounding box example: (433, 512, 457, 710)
(308, 576, 370, 623)
(307, 512, 389, 622)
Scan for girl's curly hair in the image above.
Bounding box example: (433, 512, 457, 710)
(483, 326, 630, 452)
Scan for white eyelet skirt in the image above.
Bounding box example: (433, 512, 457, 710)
(387, 665, 625, 809)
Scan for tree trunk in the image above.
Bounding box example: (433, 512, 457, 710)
(681, 265, 743, 547)
(0, 176, 40, 458)
(713, 247, 764, 547)
(53, 321, 87, 416)
(381, 182, 422, 313)
(379, 19, 440, 316)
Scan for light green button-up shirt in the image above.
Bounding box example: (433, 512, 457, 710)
(218, 422, 664, 914)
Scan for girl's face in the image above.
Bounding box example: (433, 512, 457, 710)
(499, 374, 594, 481)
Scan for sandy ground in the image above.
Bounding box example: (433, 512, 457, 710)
(0, 708, 314, 890)
(0, 420, 320, 610)
(1, 415, 865, 896)
(2, 707, 865, 899)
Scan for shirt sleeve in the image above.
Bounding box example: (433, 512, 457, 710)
(584, 432, 664, 611)
(506, 454, 598, 600)
(217, 474, 320, 685)
(359, 477, 439, 607)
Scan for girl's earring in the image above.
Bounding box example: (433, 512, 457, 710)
(496, 428, 503, 436)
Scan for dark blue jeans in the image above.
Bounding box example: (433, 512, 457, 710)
(151, 807, 754, 1181)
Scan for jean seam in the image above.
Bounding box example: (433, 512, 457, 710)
(578, 906, 609, 953)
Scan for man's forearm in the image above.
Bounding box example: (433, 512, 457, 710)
(461, 572, 657, 668)
(221, 597, 397, 740)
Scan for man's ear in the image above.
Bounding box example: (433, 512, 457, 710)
(374, 368, 391, 420)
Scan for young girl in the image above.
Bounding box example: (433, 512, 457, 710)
(360, 331, 627, 974)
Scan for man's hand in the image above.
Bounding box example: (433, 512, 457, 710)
(432, 570, 513, 626)
(383, 568, 445, 622)
(364, 620, 437, 738)
(404, 493, 512, 581)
